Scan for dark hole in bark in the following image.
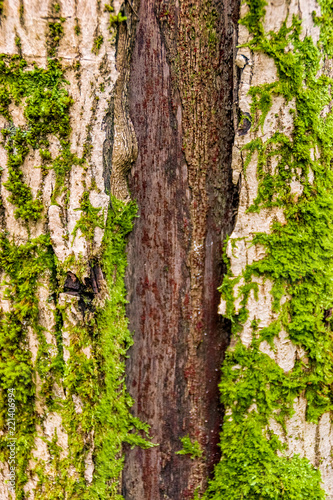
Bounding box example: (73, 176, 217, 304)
(238, 110, 252, 136)
(63, 266, 104, 314)
(64, 271, 80, 293)
(324, 308, 332, 327)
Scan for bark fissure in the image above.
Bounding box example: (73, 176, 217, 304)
(123, 0, 240, 497)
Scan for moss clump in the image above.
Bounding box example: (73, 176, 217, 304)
(108, 12, 127, 31)
(104, 3, 114, 13)
(72, 191, 105, 247)
(47, 18, 65, 57)
(104, 2, 128, 33)
(92, 35, 104, 55)
(176, 435, 203, 460)
(0, 55, 80, 221)
(203, 0, 333, 498)
(2, 126, 44, 221)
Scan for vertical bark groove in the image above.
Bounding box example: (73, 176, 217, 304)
(123, 0, 240, 497)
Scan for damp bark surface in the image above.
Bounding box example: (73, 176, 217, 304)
(123, 0, 240, 497)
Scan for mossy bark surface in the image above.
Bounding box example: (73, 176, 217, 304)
(205, 0, 333, 499)
(0, 1, 147, 498)
(2, 0, 333, 499)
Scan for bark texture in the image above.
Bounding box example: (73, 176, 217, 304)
(0, 1, 140, 498)
(1, 0, 333, 499)
(215, 0, 333, 499)
(123, 0, 239, 497)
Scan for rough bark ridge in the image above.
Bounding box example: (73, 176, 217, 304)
(123, 0, 239, 497)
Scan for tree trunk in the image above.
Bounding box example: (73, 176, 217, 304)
(210, 0, 333, 499)
(0, 1, 142, 498)
(1, 0, 333, 499)
(122, 0, 239, 498)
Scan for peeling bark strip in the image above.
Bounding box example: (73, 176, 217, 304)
(205, 0, 333, 499)
(0, 1, 149, 498)
(123, 0, 239, 497)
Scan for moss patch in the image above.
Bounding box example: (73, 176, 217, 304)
(0, 55, 75, 222)
(0, 11, 149, 499)
(176, 435, 203, 460)
(203, 0, 333, 498)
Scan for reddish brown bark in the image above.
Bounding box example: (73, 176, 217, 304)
(123, 0, 240, 498)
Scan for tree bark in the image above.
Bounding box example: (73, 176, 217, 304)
(123, 0, 239, 498)
(213, 0, 333, 499)
(1, 0, 333, 499)
(0, 1, 140, 498)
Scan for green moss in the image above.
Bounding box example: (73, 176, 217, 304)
(24, 198, 153, 499)
(15, 35, 22, 57)
(313, 0, 333, 58)
(0, 235, 56, 498)
(0, 53, 79, 221)
(108, 12, 127, 31)
(19, 1, 24, 24)
(0, 16, 149, 500)
(47, 18, 65, 57)
(86, 197, 154, 498)
(203, 0, 333, 498)
(3, 127, 44, 221)
(104, 4, 114, 13)
(72, 191, 105, 246)
(176, 435, 203, 460)
(105, 1, 129, 36)
(248, 83, 275, 132)
(50, 146, 84, 201)
(0, 17, 78, 493)
(74, 18, 81, 36)
(92, 35, 104, 55)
